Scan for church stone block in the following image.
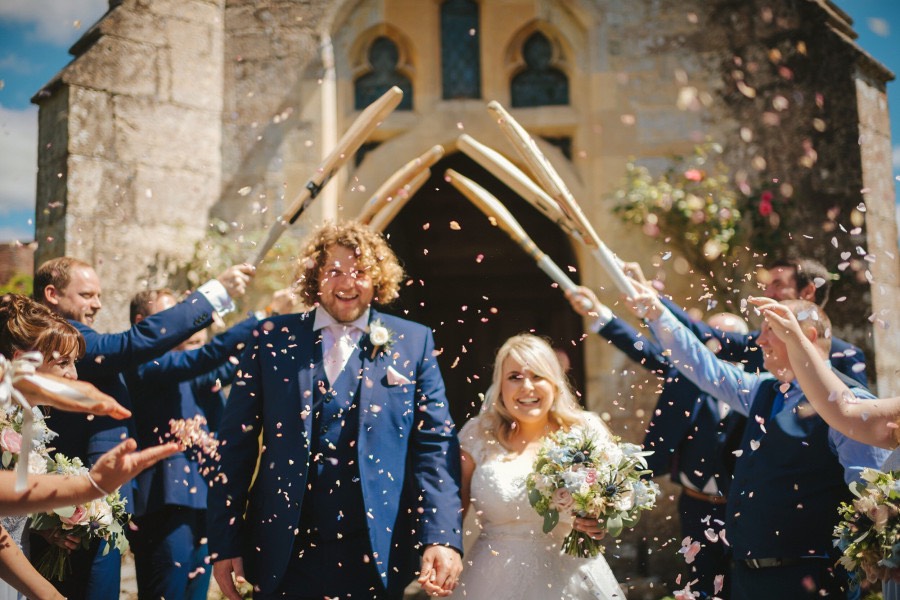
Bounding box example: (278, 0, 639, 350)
(63, 37, 158, 98)
(112, 97, 220, 172)
(68, 87, 115, 159)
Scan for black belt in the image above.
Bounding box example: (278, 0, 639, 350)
(741, 557, 823, 569)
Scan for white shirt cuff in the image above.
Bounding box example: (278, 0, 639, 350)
(198, 279, 235, 316)
(588, 303, 614, 333)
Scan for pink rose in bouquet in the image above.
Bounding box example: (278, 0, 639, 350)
(31, 453, 130, 582)
(0, 427, 22, 454)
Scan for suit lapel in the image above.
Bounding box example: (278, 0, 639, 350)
(295, 311, 322, 447)
(357, 311, 379, 433)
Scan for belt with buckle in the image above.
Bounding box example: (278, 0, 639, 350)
(742, 557, 803, 569)
(681, 486, 728, 505)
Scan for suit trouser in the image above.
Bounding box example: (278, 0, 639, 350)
(677, 492, 730, 598)
(130, 505, 211, 600)
(29, 535, 120, 600)
(257, 529, 393, 600)
(731, 558, 856, 600)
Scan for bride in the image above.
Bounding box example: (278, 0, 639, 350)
(456, 334, 625, 599)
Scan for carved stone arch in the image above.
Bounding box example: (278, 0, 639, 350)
(350, 24, 415, 110)
(504, 20, 573, 84)
(349, 23, 416, 83)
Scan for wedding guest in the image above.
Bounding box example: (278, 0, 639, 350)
(32, 257, 252, 600)
(624, 282, 889, 599)
(208, 221, 463, 600)
(651, 258, 867, 384)
(456, 333, 625, 599)
(125, 287, 295, 600)
(0, 439, 178, 600)
(0, 293, 86, 600)
(753, 297, 900, 599)
(566, 286, 745, 597)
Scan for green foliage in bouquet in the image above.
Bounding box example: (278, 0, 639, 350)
(30, 453, 130, 582)
(835, 468, 900, 586)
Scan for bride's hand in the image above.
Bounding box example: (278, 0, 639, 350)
(572, 516, 606, 540)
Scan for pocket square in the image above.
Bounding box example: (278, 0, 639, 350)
(386, 366, 413, 386)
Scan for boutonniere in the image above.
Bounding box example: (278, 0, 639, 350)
(367, 319, 396, 359)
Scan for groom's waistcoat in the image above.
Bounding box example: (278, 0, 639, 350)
(302, 346, 367, 539)
(727, 378, 849, 559)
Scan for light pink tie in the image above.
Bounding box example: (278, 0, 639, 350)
(324, 325, 354, 383)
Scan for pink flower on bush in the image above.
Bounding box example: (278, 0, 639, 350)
(758, 198, 773, 217)
(584, 468, 598, 485)
(0, 428, 22, 454)
(684, 169, 704, 182)
(760, 190, 774, 203)
(550, 487, 575, 512)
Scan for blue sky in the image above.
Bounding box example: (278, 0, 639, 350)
(0, 1, 898, 244)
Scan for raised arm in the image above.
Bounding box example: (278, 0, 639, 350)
(754, 297, 899, 449)
(625, 281, 761, 416)
(0, 439, 177, 515)
(566, 286, 670, 374)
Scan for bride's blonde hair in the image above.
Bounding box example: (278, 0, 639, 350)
(480, 333, 585, 444)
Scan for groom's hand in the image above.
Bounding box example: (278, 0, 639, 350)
(213, 557, 248, 600)
(418, 545, 462, 597)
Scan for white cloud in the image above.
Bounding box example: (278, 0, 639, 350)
(0, 0, 107, 46)
(0, 53, 38, 75)
(0, 104, 38, 216)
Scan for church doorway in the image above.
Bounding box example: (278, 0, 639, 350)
(380, 152, 586, 426)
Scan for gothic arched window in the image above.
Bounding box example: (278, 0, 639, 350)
(355, 36, 413, 110)
(511, 31, 569, 108)
(440, 0, 480, 100)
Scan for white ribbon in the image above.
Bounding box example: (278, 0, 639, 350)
(0, 352, 42, 492)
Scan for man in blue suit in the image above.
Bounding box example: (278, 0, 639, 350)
(209, 222, 463, 600)
(568, 286, 746, 597)
(32, 256, 252, 600)
(624, 283, 889, 599)
(125, 287, 298, 600)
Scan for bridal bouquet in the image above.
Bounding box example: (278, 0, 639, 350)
(834, 467, 900, 584)
(30, 453, 130, 582)
(0, 404, 55, 474)
(526, 425, 659, 557)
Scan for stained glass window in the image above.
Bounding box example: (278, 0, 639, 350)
(440, 0, 481, 100)
(511, 31, 569, 107)
(355, 36, 413, 110)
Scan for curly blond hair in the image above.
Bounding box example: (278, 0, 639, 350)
(295, 221, 404, 306)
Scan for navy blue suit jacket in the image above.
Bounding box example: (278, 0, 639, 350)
(126, 316, 257, 516)
(49, 291, 217, 490)
(661, 297, 867, 386)
(207, 308, 463, 595)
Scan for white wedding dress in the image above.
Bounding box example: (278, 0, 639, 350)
(456, 415, 625, 599)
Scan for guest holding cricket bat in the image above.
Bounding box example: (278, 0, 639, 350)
(622, 279, 887, 599)
(31, 256, 252, 600)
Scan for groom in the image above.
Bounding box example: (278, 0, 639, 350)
(208, 221, 463, 600)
